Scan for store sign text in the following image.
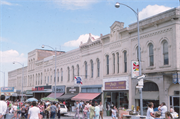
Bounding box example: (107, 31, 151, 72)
(105, 81, 126, 90)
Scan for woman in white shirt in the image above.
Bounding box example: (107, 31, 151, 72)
(146, 102, 155, 119)
(11, 103, 17, 119)
(158, 102, 167, 118)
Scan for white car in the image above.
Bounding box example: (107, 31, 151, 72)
(60, 104, 68, 115)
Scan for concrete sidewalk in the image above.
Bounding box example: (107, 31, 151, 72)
(66, 111, 112, 119)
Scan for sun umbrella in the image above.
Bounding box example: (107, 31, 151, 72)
(26, 98, 38, 102)
(41, 97, 58, 102)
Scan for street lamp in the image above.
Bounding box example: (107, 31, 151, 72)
(0, 71, 5, 87)
(13, 61, 24, 102)
(115, 2, 143, 115)
(41, 45, 57, 99)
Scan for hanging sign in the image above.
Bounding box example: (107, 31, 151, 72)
(131, 61, 139, 78)
(172, 73, 178, 84)
(74, 77, 83, 85)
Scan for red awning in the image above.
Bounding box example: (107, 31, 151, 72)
(47, 93, 64, 98)
(71, 93, 101, 101)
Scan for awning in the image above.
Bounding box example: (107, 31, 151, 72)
(57, 93, 78, 100)
(71, 93, 101, 101)
(47, 93, 64, 98)
(134, 91, 159, 100)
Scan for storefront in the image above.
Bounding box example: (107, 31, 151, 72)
(32, 85, 52, 100)
(72, 85, 102, 104)
(47, 85, 65, 98)
(1, 87, 15, 100)
(103, 77, 129, 111)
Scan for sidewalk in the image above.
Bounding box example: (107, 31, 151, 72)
(66, 111, 112, 119)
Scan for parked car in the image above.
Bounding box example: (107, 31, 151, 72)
(60, 104, 68, 115)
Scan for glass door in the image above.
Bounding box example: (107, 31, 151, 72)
(172, 96, 180, 114)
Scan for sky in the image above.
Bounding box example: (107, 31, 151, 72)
(0, 0, 179, 87)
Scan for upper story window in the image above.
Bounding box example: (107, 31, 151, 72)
(41, 73, 42, 84)
(163, 41, 169, 65)
(68, 67, 70, 81)
(54, 70, 56, 83)
(117, 53, 119, 73)
(44, 76, 46, 84)
(57, 70, 59, 82)
(97, 58, 100, 77)
(149, 43, 154, 66)
(61, 68, 63, 82)
(113, 54, 115, 74)
(72, 66, 74, 80)
(77, 65, 79, 76)
(85, 61, 88, 79)
(47, 76, 49, 83)
(124, 51, 127, 73)
(106, 55, 109, 75)
(50, 75, 52, 83)
(91, 60, 93, 78)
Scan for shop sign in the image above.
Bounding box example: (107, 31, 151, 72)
(52, 86, 65, 93)
(131, 61, 139, 78)
(67, 87, 79, 94)
(1, 87, 14, 92)
(105, 81, 126, 90)
(26, 90, 33, 95)
(32, 86, 51, 91)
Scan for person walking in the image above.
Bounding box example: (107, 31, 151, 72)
(11, 103, 18, 119)
(57, 103, 61, 119)
(50, 102, 56, 119)
(147, 102, 155, 119)
(38, 102, 45, 119)
(165, 111, 173, 119)
(158, 102, 167, 118)
(0, 95, 7, 119)
(111, 106, 118, 119)
(82, 102, 88, 119)
(99, 102, 103, 119)
(74, 101, 80, 119)
(45, 104, 51, 118)
(89, 103, 95, 119)
(94, 103, 100, 119)
(21, 104, 26, 119)
(27, 101, 40, 119)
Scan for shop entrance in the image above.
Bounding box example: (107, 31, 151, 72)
(171, 96, 180, 114)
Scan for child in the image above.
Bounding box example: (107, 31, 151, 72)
(154, 111, 161, 119)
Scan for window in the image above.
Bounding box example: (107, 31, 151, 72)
(41, 73, 42, 84)
(77, 65, 79, 76)
(68, 67, 70, 81)
(137, 46, 139, 60)
(44, 76, 46, 84)
(113, 54, 115, 74)
(61, 68, 63, 82)
(85, 61, 88, 79)
(57, 70, 59, 82)
(106, 55, 109, 75)
(124, 51, 127, 72)
(163, 41, 168, 65)
(91, 60, 93, 78)
(72, 66, 74, 80)
(97, 59, 100, 77)
(47, 76, 49, 83)
(117, 53, 119, 73)
(50, 75, 52, 83)
(149, 43, 154, 66)
(54, 70, 56, 83)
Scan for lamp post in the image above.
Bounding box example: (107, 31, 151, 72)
(115, 2, 143, 115)
(42, 45, 57, 99)
(13, 61, 24, 102)
(0, 71, 5, 87)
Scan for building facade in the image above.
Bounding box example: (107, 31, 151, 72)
(8, 8, 180, 114)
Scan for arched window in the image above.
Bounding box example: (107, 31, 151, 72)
(124, 51, 127, 72)
(54, 70, 56, 83)
(61, 68, 63, 82)
(77, 65, 79, 76)
(68, 67, 70, 81)
(163, 41, 168, 65)
(57, 69, 59, 82)
(85, 61, 88, 79)
(142, 82, 159, 91)
(72, 66, 74, 80)
(149, 43, 154, 66)
(47, 76, 49, 83)
(41, 73, 42, 85)
(50, 75, 52, 83)
(117, 53, 119, 73)
(106, 55, 109, 75)
(91, 60, 93, 78)
(97, 59, 100, 77)
(113, 53, 115, 74)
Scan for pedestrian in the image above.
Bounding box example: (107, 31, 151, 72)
(38, 102, 45, 119)
(17, 103, 21, 119)
(99, 101, 103, 119)
(0, 95, 7, 119)
(27, 101, 40, 119)
(74, 101, 80, 119)
(45, 104, 51, 118)
(111, 106, 117, 119)
(11, 103, 17, 119)
(94, 103, 100, 119)
(154, 111, 161, 119)
(165, 111, 173, 119)
(89, 103, 95, 119)
(50, 102, 56, 119)
(158, 102, 167, 118)
(146, 102, 155, 119)
(57, 103, 61, 119)
(21, 104, 26, 119)
(170, 107, 178, 118)
(82, 102, 88, 119)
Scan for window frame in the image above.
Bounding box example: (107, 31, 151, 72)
(149, 43, 154, 66)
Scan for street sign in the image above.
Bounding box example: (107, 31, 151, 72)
(138, 79, 144, 86)
(136, 85, 143, 88)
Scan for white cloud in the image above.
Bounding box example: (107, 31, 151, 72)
(139, 5, 172, 20)
(0, 50, 27, 63)
(52, 0, 98, 10)
(0, 1, 19, 6)
(63, 34, 99, 47)
(0, 37, 8, 42)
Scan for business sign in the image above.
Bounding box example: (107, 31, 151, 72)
(105, 81, 126, 90)
(132, 61, 139, 78)
(138, 79, 144, 86)
(74, 77, 83, 85)
(1, 87, 14, 92)
(52, 86, 65, 93)
(67, 87, 79, 94)
(0, 92, 14, 96)
(32, 85, 51, 91)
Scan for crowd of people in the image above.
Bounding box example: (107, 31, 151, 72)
(146, 102, 178, 119)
